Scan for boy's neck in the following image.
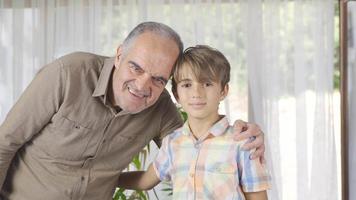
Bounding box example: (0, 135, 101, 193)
(187, 113, 221, 140)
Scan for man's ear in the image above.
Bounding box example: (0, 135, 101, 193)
(115, 45, 123, 68)
(116, 45, 123, 56)
(220, 84, 229, 101)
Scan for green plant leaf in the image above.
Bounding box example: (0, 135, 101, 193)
(136, 190, 148, 200)
(177, 106, 188, 122)
(113, 188, 127, 200)
(131, 155, 141, 169)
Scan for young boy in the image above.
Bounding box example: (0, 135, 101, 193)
(117, 45, 271, 199)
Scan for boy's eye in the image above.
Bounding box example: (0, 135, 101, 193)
(181, 83, 191, 88)
(204, 82, 213, 87)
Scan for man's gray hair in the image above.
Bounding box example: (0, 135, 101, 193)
(122, 21, 183, 55)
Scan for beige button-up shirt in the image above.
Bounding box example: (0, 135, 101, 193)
(0, 52, 183, 200)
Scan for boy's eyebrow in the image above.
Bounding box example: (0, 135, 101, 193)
(178, 78, 192, 83)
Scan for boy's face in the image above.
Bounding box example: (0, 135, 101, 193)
(176, 64, 228, 121)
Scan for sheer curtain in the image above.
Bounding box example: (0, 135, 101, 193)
(245, 0, 337, 199)
(0, 0, 339, 199)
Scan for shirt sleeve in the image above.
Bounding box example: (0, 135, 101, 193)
(152, 135, 173, 182)
(0, 59, 65, 189)
(237, 139, 271, 193)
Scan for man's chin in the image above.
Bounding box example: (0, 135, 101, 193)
(120, 99, 155, 114)
(121, 105, 146, 114)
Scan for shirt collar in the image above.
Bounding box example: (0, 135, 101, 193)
(92, 57, 115, 103)
(182, 116, 230, 139)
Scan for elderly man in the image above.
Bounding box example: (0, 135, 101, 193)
(0, 22, 264, 200)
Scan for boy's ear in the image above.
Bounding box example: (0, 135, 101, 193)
(220, 84, 229, 101)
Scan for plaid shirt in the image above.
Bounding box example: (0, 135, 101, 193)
(153, 116, 271, 200)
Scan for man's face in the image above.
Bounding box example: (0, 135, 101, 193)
(111, 32, 179, 114)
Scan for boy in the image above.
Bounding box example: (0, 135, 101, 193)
(117, 45, 271, 199)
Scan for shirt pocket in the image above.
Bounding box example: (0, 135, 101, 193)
(35, 114, 94, 161)
(101, 133, 148, 171)
(206, 162, 236, 174)
(204, 162, 237, 199)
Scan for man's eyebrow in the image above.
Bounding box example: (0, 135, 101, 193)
(128, 61, 143, 70)
(129, 60, 168, 84)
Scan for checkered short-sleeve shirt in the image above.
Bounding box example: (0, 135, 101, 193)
(153, 116, 271, 200)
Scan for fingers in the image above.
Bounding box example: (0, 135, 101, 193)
(233, 120, 246, 133)
(233, 120, 248, 140)
(241, 132, 263, 150)
(260, 154, 266, 164)
(234, 122, 261, 141)
(232, 121, 266, 162)
(249, 143, 266, 162)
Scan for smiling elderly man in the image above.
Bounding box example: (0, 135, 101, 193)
(0, 22, 265, 200)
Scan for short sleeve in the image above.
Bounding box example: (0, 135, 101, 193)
(153, 135, 173, 182)
(237, 141, 271, 192)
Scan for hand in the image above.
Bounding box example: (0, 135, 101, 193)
(233, 120, 265, 163)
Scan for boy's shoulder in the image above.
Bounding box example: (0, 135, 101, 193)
(163, 126, 185, 142)
(215, 126, 252, 146)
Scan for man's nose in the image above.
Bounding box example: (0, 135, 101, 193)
(136, 73, 151, 91)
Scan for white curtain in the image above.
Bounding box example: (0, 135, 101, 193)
(0, 0, 339, 199)
(348, 2, 356, 199)
(245, 0, 338, 199)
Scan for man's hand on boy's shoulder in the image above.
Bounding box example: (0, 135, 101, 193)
(232, 120, 266, 164)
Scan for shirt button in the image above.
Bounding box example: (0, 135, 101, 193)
(74, 125, 80, 129)
(194, 143, 200, 149)
(81, 176, 85, 181)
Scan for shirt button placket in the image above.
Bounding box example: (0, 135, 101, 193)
(78, 175, 88, 200)
(192, 141, 202, 200)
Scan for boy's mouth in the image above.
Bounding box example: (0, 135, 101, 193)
(189, 102, 207, 108)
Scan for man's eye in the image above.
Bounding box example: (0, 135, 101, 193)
(153, 77, 165, 86)
(130, 65, 142, 73)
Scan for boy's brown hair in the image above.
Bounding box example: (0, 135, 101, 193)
(171, 45, 231, 99)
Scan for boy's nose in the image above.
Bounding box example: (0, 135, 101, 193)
(192, 85, 204, 98)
